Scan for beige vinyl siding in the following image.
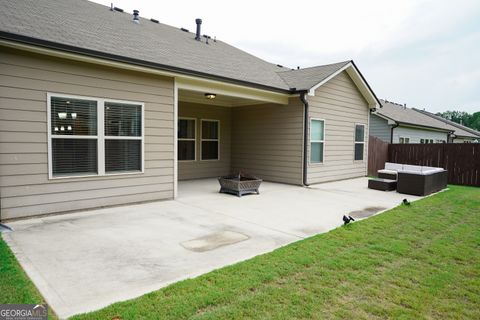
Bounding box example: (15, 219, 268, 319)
(231, 98, 304, 185)
(0, 48, 174, 219)
(307, 71, 369, 184)
(178, 102, 231, 180)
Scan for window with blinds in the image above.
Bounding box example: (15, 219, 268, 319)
(48, 94, 143, 178)
(201, 120, 219, 160)
(50, 97, 98, 176)
(105, 102, 142, 172)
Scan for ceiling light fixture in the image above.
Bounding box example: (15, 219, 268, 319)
(205, 93, 216, 100)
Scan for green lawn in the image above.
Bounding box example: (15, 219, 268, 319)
(2, 185, 480, 319)
(0, 233, 58, 319)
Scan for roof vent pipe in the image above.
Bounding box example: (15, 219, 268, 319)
(133, 10, 139, 23)
(195, 18, 202, 40)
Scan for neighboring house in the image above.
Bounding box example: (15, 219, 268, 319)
(0, 0, 381, 220)
(413, 109, 480, 143)
(371, 100, 459, 144)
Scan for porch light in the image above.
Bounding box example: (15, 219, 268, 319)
(205, 93, 216, 100)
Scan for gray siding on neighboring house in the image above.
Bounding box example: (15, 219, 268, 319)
(307, 71, 369, 184)
(0, 48, 175, 219)
(392, 126, 448, 143)
(231, 98, 304, 185)
(178, 102, 231, 180)
(369, 113, 391, 142)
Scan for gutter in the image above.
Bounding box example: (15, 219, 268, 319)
(300, 91, 309, 186)
(0, 31, 293, 95)
(390, 123, 399, 143)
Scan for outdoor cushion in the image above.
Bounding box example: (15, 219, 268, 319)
(378, 169, 398, 175)
(421, 168, 444, 175)
(384, 162, 403, 171)
(400, 170, 423, 175)
(403, 164, 422, 172)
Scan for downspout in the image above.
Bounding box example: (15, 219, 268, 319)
(300, 91, 309, 186)
(390, 123, 399, 143)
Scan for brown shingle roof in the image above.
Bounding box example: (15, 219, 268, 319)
(0, 0, 353, 93)
(413, 109, 480, 138)
(376, 100, 480, 139)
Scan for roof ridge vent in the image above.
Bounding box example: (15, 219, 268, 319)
(111, 3, 124, 13)
(180, 27, 189, 32)
(150, 18, 159, 23)
(203, 34, 211, 44)
(133, 10, 140, 24)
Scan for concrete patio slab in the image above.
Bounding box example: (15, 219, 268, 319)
(2, 177, 422, 319)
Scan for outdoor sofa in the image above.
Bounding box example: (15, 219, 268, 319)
(377, 162, 447, 196)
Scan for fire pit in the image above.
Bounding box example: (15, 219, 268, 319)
(218, 173, 262, 197)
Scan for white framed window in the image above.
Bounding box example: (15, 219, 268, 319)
(399, 137, 410, 144)
(47, 93, 144, 179)
(200, 119, 220, 161)
(178, 118, 196, 161)
(310, 119, 325, 163)
(354, 124, 365, 161)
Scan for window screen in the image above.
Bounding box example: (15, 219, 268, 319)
(178, 119, 196, 161)
(354, 124, 365, 161)
(310, 119, 324, 163)
(105, 140, 141, 172)
(201, 120, 219, 160)
(52, 139, 97, 176)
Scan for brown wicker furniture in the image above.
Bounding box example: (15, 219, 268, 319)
(377, 162, 403, 180)
(374, 162, 448, 196)
(218, 173, 262, 197)
(378, 171, 397, 180)
(397, 170, 447, 196)
(368, 178, 397, 191)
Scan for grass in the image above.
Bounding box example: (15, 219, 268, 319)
(0, 234, 58, 319)
(2, 185, 479, 319)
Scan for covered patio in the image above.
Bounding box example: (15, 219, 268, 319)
(3, 177, 421, 318)
(176, 85, 304, 192)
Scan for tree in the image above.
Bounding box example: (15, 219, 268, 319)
(436, 110, 480, 131)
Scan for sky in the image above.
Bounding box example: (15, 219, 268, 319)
(91, 0, 480, 113)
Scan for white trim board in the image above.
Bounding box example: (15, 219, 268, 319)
(47, 92, 145, 180)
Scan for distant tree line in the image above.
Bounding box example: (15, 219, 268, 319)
(436, 110, 480, 131)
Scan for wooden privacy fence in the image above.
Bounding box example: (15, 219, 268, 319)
(368, 136, 389, 176)
(389, 143, 480, 186)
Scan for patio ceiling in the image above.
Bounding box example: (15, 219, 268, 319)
(178, 89, 266, 107)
